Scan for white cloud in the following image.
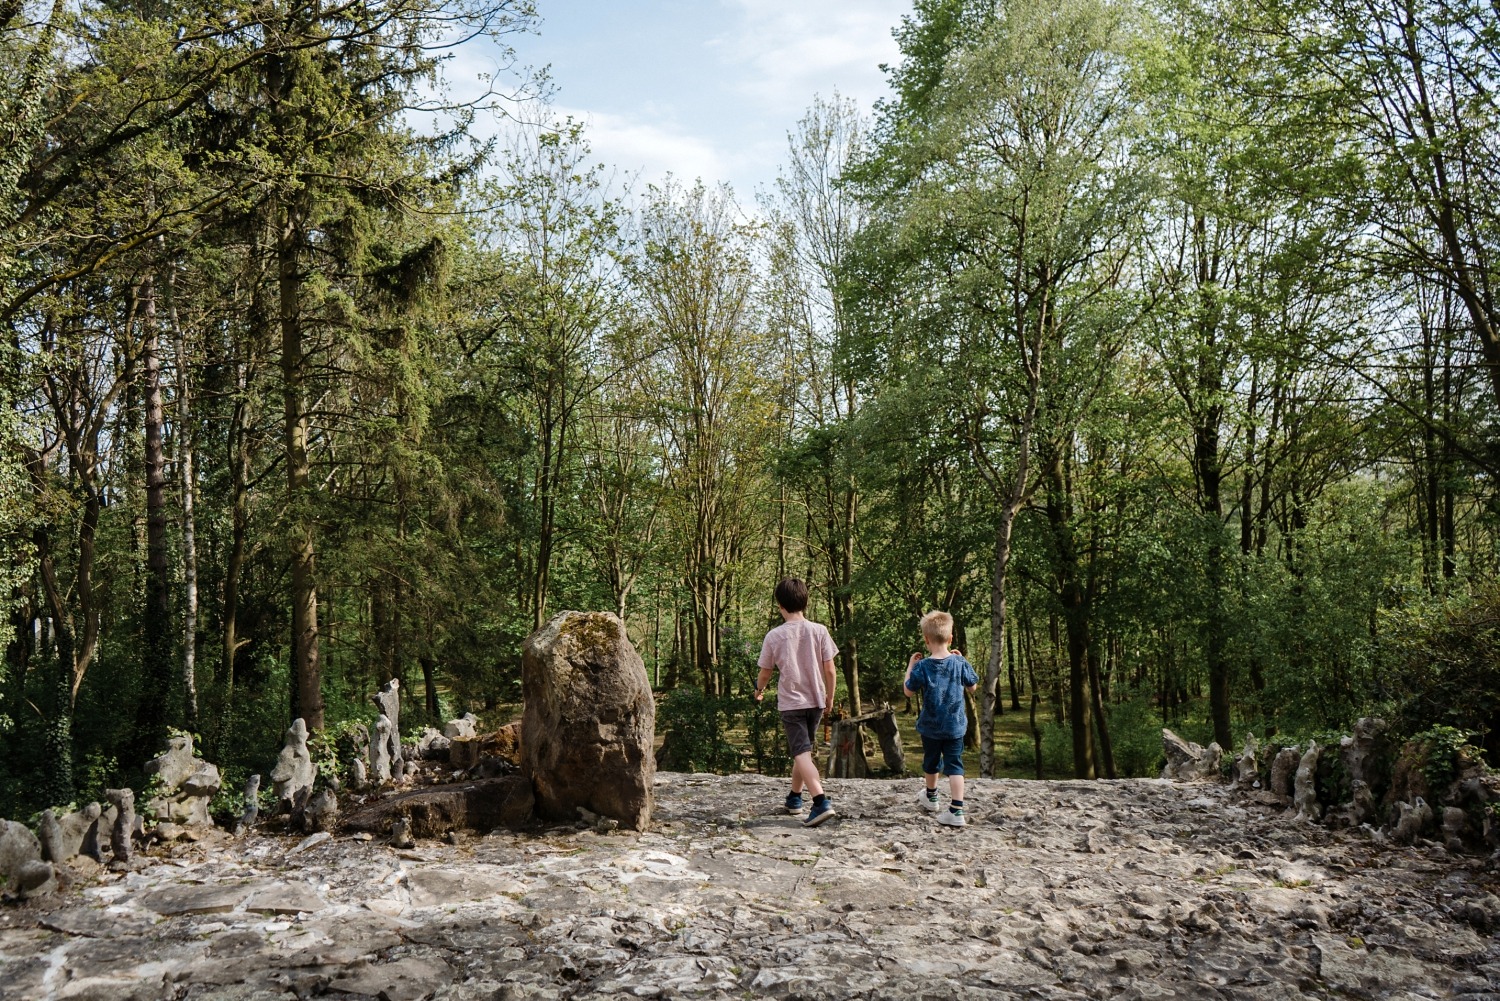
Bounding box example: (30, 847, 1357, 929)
(551, 106, 732, 192)
(718, 0, 908, 113)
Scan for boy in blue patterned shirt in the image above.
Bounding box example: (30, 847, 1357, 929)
(903, 610, 980, 827)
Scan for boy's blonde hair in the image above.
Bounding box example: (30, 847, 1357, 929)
(920, 610, 954, 644)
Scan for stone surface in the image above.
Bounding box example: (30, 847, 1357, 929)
(444, 713, 478, 740)
(143, 734, 221, 829)
(328, 955, 451, 1000)
(1343, 716, 1391, 794)
(0, 818, 42, 890)
(1232, 733, 1259, 790)
(305, 787, 338, 833)
(417, 726, 451, 761)
(48, 803, 101, 863)
(14, 859, 55, 898)
(80, 803, 107, 861)
(452, 722, 523, 771)
(373, 678, 404, 781)
(237, 773, 261, 835)
(36, 809, 64, 864)
(371, 715, 394, 784)
(522, 610, 655, 830)
(1294, 742, 1322, 822)
(343, 776, 534, 839)
(1270, 745, 1300, 802)
(143, 732, 198, 792)
(6, 773, 1500, 1000)
(104, 788, 135, 864)
(1162, 728, 1223, 781)
(270, 718, 315, 814)
(1394, 796, 1433, 844)
(244, 881, 326, 915)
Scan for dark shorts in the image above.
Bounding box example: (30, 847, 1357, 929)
(921, 735, 965, 776)
(781, 707, 823, 758)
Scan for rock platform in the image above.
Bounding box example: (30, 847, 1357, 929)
(1, 773, 1498, 1000)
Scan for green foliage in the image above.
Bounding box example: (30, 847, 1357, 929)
(1412, 726, 1479, 795)
(656, 689, 744, 775)
(1104, 699, 1169, 779)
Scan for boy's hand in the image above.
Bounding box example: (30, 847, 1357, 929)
(753, 688, 765, 702)
(907, 652, 921, 669)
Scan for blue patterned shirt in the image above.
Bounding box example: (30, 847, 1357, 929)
(906, 654, 979, 739)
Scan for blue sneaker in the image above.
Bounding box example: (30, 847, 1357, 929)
(784, 792, 804, 814)
(803, 798, 837, 827)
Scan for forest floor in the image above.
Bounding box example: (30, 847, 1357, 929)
(3, 772, 1499, 1000)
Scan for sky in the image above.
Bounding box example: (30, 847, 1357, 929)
(449, 1, 911, 201)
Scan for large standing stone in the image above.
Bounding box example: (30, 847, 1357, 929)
(81, 804, 107, 861)
(444, 713, 478, 739)
(15, 859, 56, 898)
(105, 788, 135, 864)
(143, 733, 222, 828)
(271, 718, 315, 813)
(1270, 746, 1300, 802)
(40, 803, 100, 863)
(522, 611, 655, 830)
(305, 788, 338, 833)
(236, 774, 261, 835)
(371, 715, 394, 784)
(343, 777, 534, 838)
(144, 733, 198, 791)
(1393, 797, 1432, 844)
(373, 679, 404, 780)
(0, 819, 42, 889)
(1232, 733, 1259, 790)
(1294, 743, 1323, 822)
(1341, 717, 1391, 800)
(1161, 729, 1223, 782)
(417, 727, 451, 761)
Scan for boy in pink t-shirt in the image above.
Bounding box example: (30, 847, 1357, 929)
(753, 577, 839, 826)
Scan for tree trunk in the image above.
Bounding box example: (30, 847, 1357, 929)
(220, 360, 250, 751)
(1088, 642, 1115, 779)
(979, 505, 1018, 777)
(279, 192, 322, 730)
(138, 271, 173, 757)
(1046, 453, 1094, 780)
(169, 275, 199, 732)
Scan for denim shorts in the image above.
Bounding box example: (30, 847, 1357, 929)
(921, 735, 965, 776)
(780, 707, 823, 758)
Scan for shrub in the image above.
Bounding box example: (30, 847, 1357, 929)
(655, 688, 743, 774)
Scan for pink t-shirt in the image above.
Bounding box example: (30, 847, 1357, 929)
(757, 618, 839, 711)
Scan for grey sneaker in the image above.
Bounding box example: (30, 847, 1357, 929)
(917, 788, 940, 813)
(937, 806, 966, 827)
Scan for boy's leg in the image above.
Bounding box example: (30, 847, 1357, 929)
(793, 752, 824, 798)
(945, 737, 965, 802)
(937, 738, 968, 826)
(782, 708, 825, 799)
(917, 737, 942, 811)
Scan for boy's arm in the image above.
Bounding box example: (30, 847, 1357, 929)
(963, 659, 980, 693)
(754, 640, 776, 702)
(753, 665, 774, 702)
(903, 656, 922, 698)
(821, 659, 837, 712)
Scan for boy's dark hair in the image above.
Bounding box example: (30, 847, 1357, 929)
(774, 577, 809, 613)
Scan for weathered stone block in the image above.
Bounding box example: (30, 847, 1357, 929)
(342, 776, 535, 838)
(522, 611, 655, 830)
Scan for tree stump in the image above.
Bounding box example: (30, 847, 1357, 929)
(828, 718, 870, 778)
(867, 705, 906, 775)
